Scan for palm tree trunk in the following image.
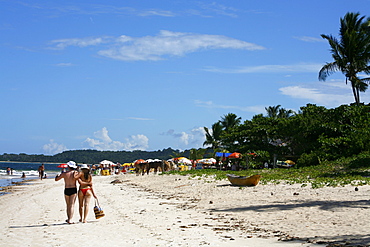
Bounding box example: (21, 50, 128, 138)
(351, 80, 360, 105)
(355, 87, 360, 105)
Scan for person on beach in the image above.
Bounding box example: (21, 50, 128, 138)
(38, 164, 45, 180)
(77, 164, 97, 223)
(55, 161, 82, 224)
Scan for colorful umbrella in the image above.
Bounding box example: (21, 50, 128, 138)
(122, 163, 133, 166)
(57, 164, 68, 168)
(134, 159, 146, 165)
(198, 158, 216, 165)
(228, 152, 241, 159)
(285, 160, 296, 165)
(178, 157, 192, 165)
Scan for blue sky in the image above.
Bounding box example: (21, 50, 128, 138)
(1, 0, 369, 155)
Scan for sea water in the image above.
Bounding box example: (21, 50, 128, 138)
(0, 162, 61, 194)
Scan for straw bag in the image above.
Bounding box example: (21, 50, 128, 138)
(94, 198, 105, 219)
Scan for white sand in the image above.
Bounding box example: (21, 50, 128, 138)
(0, 173, 369, 246)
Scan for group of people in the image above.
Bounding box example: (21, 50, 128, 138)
(55, 161, 97, 224)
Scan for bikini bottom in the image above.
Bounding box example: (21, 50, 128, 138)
(80, 188, 91, 196)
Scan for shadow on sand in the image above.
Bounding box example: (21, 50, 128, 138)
(9, 220, 99, 228)
(210, 198, 370, 246)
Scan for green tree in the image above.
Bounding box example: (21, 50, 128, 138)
(222, 114, 281, 155)
(319, 12, 370, 105)
(265, 105, 281, 118)
(203, 122, 223, 150)
(265, 105, 295, 118)
(189, 148, 206, 161)
(220, 113, 242, 133)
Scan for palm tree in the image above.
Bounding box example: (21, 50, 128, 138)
(265, 105, 295, 118)
(220, 113, 242, 133)
(278, 108, 295, 118)
(203, 122, 223, 150)
(265, 105, 281, 118)
(319, 12, 370, 105)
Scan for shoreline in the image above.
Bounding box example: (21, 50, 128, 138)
(0, 173, 368, 246)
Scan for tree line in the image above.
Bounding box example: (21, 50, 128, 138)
(202, 103, 370, 167)
(0, 148, 188, 164)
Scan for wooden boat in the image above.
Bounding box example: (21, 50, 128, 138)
(226, 174, 261, 186)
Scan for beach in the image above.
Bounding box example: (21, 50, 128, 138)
(0, 173, 369, 247)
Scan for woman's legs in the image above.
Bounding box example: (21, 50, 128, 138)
(82, 191, 92, 223)
(78, 190, 84, 222)
(77, 190, 92, 223)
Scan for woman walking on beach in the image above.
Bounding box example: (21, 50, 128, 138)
(77, 164, 97, 223)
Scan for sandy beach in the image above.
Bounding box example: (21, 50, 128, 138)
(0, 173, 369, 247)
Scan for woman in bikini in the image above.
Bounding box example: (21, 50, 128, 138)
(77, 164, 97, 223)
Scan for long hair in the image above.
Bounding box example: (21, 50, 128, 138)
(82, 169, 90, 180)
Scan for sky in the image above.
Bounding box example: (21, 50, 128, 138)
(1, 0, 370, 155)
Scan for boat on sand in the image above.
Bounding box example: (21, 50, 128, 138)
(226, 174, 261, 186)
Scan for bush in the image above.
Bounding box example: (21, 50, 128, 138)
(297, 152, 320, 167)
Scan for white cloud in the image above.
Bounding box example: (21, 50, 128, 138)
(279, 82, 361, 108)
(84, 127, 149, 151)
(294, 36, 325, 43)
(49, 36, 112, 50)
(203, 63, 322, 74)
(49, 30, 265, 61)
(194, 100, 265, 115)
(198, 2, 239, 18)
(138, 10, 175, 17)
(162, 127, 206, 149)
(43, 139, 67, 155)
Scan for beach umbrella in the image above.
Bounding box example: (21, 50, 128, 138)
(228, 152, 241, 159)
(57, 164, 68, 168)
(100, 160, 114, 165)
(134, 159, 146, 165)
(122, 163, 133, 166)
(174, 157, 187, 161)
(198, 158, 216, 165)
(285, 160, 296, 165)
(178, 157, 192, 165)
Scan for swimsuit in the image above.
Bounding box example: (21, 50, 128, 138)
(80, 188, 91, 196)
(64, 187, 77, 196)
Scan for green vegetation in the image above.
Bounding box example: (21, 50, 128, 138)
(0, 148, 184, 164)
(203, 104, 370, 168)
(319, 12, 370, 105)
(165, 151, 370, 188)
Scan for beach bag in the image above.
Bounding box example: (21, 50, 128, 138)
(94, 198, 105, 219)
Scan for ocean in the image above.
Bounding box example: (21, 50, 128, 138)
(0, 162, 61, 195)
